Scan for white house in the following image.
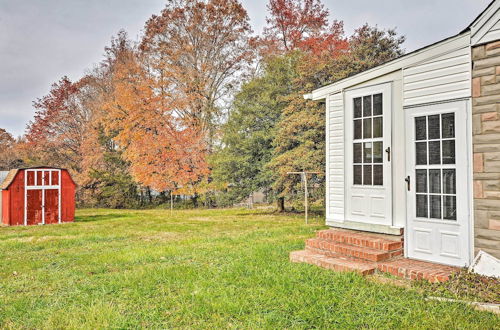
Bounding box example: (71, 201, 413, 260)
(295, 0, 500, 272)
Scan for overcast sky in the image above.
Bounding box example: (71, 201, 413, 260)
(0, 0, 492, 137)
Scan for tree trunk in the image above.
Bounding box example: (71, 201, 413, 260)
(277, 197, 285, 213)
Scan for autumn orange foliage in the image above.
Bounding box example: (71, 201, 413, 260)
(98, 0, 253, 192)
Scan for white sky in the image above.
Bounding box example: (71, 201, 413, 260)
(0, 0, 492, 137)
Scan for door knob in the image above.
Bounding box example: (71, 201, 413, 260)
(405, 176, 411, 191)
(385, 147, 391, 162)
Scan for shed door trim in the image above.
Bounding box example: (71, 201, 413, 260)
(24, 169, 61, 225)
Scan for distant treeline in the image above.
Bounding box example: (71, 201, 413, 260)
(0, 0, 405, 210)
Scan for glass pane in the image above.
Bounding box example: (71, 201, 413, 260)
(415, 117, 427, 141)
(363, 118, 372, 138)
(430, 195, 442, 219)
(416, 169, 427, 193)
(373, 93, 382, 115)
(416, 142, 427, 165)
(363, 165, 372, 185)
(353, 143, 362, 163)
(354, 97, 362, 118)
(416, 194, 428, 218)
(442, 140, 455, 164)
(363, 95, 372, 117)
(443, 169, 456, 195)
(364, 142, 373, 163)
(429, 169, 441, 194)
(354, 120, 362, 140)
(443, 196, 457, 220)
(373, 142, 383, 163)
(354, 165, 362, 185)
(442, 113, 455, 138)
(428, 115, 440, 140)
(429, 141, 441, 165)
(373, 165, 383, 185)
(373, 117, 383, 138)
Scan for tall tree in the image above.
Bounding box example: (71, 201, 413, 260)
(140, 0, 254, 142)
(77, 31, 143, 207)
(214, 0, 349, 210)
(0, 128, 24, 170)
(347, 24, 406, 74)
(210, 53, 300, 204)
(97, 1, 255, 193)
(25, 76, 92, 172)
(101, 32, 209, 192)
(80, 125, 139, 208)
(258, 0, 349, 58)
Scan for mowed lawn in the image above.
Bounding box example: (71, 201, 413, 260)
(0, 209, 498, 329)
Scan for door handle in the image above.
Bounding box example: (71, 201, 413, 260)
(405, 176, 411, 191)
(385, 147, 391, 162)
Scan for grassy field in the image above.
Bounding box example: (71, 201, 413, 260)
(0, 208, 498, 329)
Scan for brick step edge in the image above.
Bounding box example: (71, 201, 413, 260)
(306, 238, 403, 262)
(316, 230, 403, 251)
(290, 250, 376, 275)
(377, 260, 458, 283)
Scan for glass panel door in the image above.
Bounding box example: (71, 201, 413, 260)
(353, 93, 384, 186)
(345, 83, 392, 227)
(406, 100, 471, 267)
(414, 113, 456, 221)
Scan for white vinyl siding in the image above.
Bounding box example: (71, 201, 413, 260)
(403, 47, 471, 107)
(328, 92, 344, 220)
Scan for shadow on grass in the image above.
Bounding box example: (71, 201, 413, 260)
(75, 213, 129, 223)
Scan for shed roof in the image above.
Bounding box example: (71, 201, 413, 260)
(1, 169, 19, 190)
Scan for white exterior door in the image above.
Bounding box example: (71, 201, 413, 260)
(345, 83, 392, 226)
(405, 101, 471, 267)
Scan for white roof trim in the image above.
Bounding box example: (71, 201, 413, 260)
(310, 32, 471, 100)
(470, 0, 500, 45)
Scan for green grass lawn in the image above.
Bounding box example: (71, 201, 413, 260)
(0, 208, 498, 329)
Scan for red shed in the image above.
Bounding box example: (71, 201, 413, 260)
(0, 167, 76, 226)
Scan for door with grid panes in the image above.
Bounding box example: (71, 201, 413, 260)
(345, 84, 392, 226)
(405, 101, 471, 267)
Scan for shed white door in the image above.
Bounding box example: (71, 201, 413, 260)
(345, 83, 392, 226)
(405, 101, 471, 267)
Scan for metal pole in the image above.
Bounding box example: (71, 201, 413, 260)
(304, 173, 308, 224)
(170, 192, 173, 215)
(287, 171, 323, 225)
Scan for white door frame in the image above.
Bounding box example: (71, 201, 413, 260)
(345, 83, 392, 226)
(404, 100, 472, 267)
(24, 169, 61, 226)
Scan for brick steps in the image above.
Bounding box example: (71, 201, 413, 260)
(291, 228, 458, 282)
(378, 258, 458, 283)
(290, 250, 376, 275)
(316, 229, 403, 251)
(306, 238, 401, 262)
